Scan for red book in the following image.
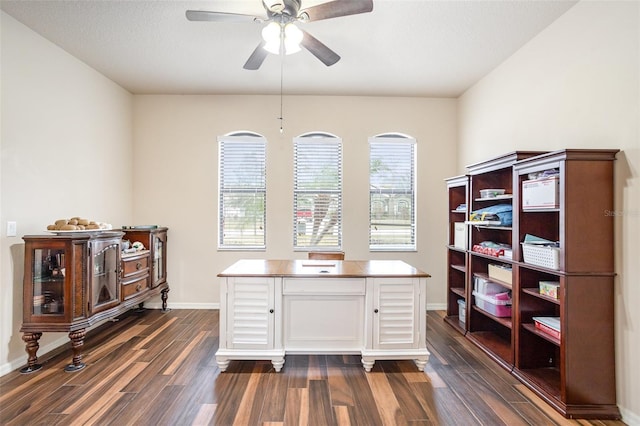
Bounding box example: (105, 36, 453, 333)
(534, 320, 561, 339)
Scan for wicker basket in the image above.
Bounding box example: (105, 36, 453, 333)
(521, 243, 560, 270)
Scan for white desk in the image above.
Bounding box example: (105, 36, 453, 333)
(216, 259, 431, 372)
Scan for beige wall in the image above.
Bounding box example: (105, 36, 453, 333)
(458, 1, 639, 421)
(0, 12, 134, 374)
(132, 95, 458, 307)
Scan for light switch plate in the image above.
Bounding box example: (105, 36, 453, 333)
(7, 221, 17, 237)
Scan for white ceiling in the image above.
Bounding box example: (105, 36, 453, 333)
(1, 0, 578, 97)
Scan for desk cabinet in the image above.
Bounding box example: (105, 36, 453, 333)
(216, 276, 284, 372)
(216, 260, 429, 373)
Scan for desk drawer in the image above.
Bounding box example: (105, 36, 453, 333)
(122, 274, 150, 300)
(122, 253, 150, 278)
(283, 278, 365, 295)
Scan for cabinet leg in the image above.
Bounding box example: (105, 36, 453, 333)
(361, 358, 375, 372)
(161, 287, 170, 312)
(272, 357, 285, 372)
(65, 329, 86, 372)
(217, 357, 230, 372)
(20, 332, 43, 374)
(414, 357, 428, 372)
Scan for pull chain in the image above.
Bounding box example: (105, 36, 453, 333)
(279, 40, 284, 134)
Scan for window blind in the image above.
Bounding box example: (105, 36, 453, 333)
(218, 135, 266, 249)
(293, 136, 342, 249)
(369, 136, 416, 251)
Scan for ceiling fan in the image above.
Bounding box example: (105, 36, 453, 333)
(186, 0, 374, 70)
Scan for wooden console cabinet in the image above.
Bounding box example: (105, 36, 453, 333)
(217, 259, 430, 373)
(20, 230, 169, 373)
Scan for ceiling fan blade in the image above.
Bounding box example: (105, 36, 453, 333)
(243, 42, 269, 70)
(300, 30, 340, 67)
(186, 10, 262, 23)
(298, 0, 373, 22)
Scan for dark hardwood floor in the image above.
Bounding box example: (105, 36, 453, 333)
(0, 309, 626, 425)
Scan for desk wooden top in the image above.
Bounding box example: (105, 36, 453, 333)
(218, 259, 430, 278)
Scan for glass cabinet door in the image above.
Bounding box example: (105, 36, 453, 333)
(32, 248, 66, 316)
(152, 232, 166, 287)
(91, 241, 120, 311)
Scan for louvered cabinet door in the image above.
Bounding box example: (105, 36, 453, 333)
(226, 277, 275, 350)
(371, 278, 420, 350)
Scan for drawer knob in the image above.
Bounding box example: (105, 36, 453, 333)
(136, 262, 143, 270)
(136, 284, 142, 291)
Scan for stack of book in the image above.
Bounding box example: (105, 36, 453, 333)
(532, 316, 561, 339)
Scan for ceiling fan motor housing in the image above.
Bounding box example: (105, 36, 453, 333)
(264, 0, 301, 16)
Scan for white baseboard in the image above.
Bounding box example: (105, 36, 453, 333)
(427, 303, 446, 311)
(0, 335, 69, 377)
(620, 406, 640, 426)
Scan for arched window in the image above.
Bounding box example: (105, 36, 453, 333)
(218, 132, 267, 249)
(369, 133, 416, 251)
(293, 132, 342, 250)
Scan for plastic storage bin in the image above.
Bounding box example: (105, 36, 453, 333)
(472, 291, 512, 317)
(474, 275, 505, 295)
(457, 299, 466, 327)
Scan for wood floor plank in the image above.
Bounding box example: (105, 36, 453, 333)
(104, 374, 173, 425)
(212, 360, 255, 425)
(327, 366, 355, 406)
(308, 379, 335, 426)
(63, 361, 148, 417)
(163, 330, 208, 375)
(192, 403, 217, 425)
(258, 365, 290, 423)
(342, 365, 385, 425)
(381, 361, 429, 422)
(334, 405, 352, 426)
(132, 316, 178, 350)
(462, 371, 530, 426)
(411, 381, 481, 426)
(284, 387, 306, 426)
(230, 363, 271, 425)
(366, 369, 409, 425)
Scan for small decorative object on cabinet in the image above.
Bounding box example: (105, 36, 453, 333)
(20, 230, 169, 373)
(444, 149, 620, 419)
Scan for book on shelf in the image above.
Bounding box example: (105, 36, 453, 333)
(532, 316, 561, 339)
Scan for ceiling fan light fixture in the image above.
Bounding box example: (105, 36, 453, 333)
(284, 23, 303, 54)
(261, 21, 281, 53)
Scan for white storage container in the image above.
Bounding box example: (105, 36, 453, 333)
(474, 275, 505, 295)
(457, 299, 466, 327)
(453, 222, 466, 250)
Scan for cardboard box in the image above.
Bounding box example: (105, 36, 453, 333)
(453, 222, 466, 249)
(539, 281, 560, 299)
(488, 264, 512, 285)
(522, 176, 560, 210)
